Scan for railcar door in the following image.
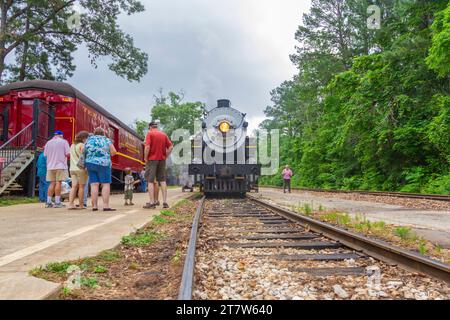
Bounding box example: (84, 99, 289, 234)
(0, 103, 10, 144)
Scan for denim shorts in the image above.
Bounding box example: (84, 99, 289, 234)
(86, 163, 112, 184)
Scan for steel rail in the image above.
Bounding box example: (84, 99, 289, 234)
(247, 195, 450, 284)
(178, 196, 206, 300)
(261, 186, 450, 202)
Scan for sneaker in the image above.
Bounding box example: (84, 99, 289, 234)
(143, 203, 156, 209)
(163, 203, 169, 209)
(45, 202, 54, 208)
(53, 203, 66, 209)
(155, 201, 160, 206)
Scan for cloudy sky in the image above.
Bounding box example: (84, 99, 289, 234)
(70, 0, 312, 132)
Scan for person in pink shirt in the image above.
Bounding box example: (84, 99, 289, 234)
(44, 130, 70, 208)
(282, 165, 293, 193)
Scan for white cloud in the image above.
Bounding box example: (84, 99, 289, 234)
(69, 0, 311, 129)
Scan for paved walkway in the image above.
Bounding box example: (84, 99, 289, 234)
(0, 189, 190, 300)
(259, 188, 450, 248)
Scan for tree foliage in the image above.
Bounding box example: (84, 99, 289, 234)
(0, 0, 148, 83)
(261, 0, 450, 194)
(148, 90, 204, 140)
(427, 1, 450, 77)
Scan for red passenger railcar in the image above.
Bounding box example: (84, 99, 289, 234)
(0, 80, 145, 180)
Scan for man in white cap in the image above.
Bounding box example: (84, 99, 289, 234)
(44, 130, 70, 208)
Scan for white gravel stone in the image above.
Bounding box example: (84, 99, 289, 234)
(386, 281, 403, 289)
(333, 285, 350, 299)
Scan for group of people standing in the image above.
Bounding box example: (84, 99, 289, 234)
(38, 121, 173, 211)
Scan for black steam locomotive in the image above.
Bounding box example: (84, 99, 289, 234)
(189, 99, 261, 195)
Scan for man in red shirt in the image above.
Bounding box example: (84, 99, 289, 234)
(143, 122, 173, 209)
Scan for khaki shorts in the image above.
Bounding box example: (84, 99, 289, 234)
(46, 169, 68, 182)
(145, 160, 166, 182)
(70, 170, 88, 185)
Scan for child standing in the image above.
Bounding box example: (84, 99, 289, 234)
(124, 168, 140, 206)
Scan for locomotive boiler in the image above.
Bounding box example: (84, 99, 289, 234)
(188, 99, 261, 195)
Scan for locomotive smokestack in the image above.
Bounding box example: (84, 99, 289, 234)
(217, 99, 231, 108)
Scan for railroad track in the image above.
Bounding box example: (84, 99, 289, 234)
(261, 186, 450, 202)
(179, 196, 450, 300)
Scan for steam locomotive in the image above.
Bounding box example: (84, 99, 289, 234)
(189, 99, 261, 195)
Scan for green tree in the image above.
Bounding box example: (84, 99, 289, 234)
(0, 0, 148, 83)
(132, 119, 148, 139)
(426, 1, 450, 77)
(261, 0, 450, 194)
(149, 90, 204, 139)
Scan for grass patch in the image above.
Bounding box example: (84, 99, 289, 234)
(0, 196, 39, 207)
(161, 209, 175, 217)
(434, 244, 443, 253)
(45, 262, 72, 273)
(418, 239, 428, 255)
(291, 202, 314, 216)
(29, 266, 45, 277)
(93, 266, 108, 274)
(372, 221, 386, 230)
(309, 207, 448, 262)
(98, 250, 121, 262)
(302, 203, 313, 216)
(80, 276, 98, 289)
(173, 198, 190, 207)
(153, 215, 168, 224)
(394, 226, 412, 240)
(121, 231, 161, 247)
(171, 250, 182, 265)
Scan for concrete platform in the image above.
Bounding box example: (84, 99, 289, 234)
(259, 188, 450, 248)
(0, 189, 190, 300)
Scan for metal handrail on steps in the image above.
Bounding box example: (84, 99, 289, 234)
(0, 122, 34, 173)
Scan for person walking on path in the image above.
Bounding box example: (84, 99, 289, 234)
(68, 131, 90, 210)
(43, 130, 70, 208)
(37, 152, 48, 202)
(143, 122, 173, 209)
(84, 127, 117, 212)
(282, 165, 293, 193)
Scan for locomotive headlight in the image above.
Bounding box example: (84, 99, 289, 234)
(219, 121, 231, 133)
